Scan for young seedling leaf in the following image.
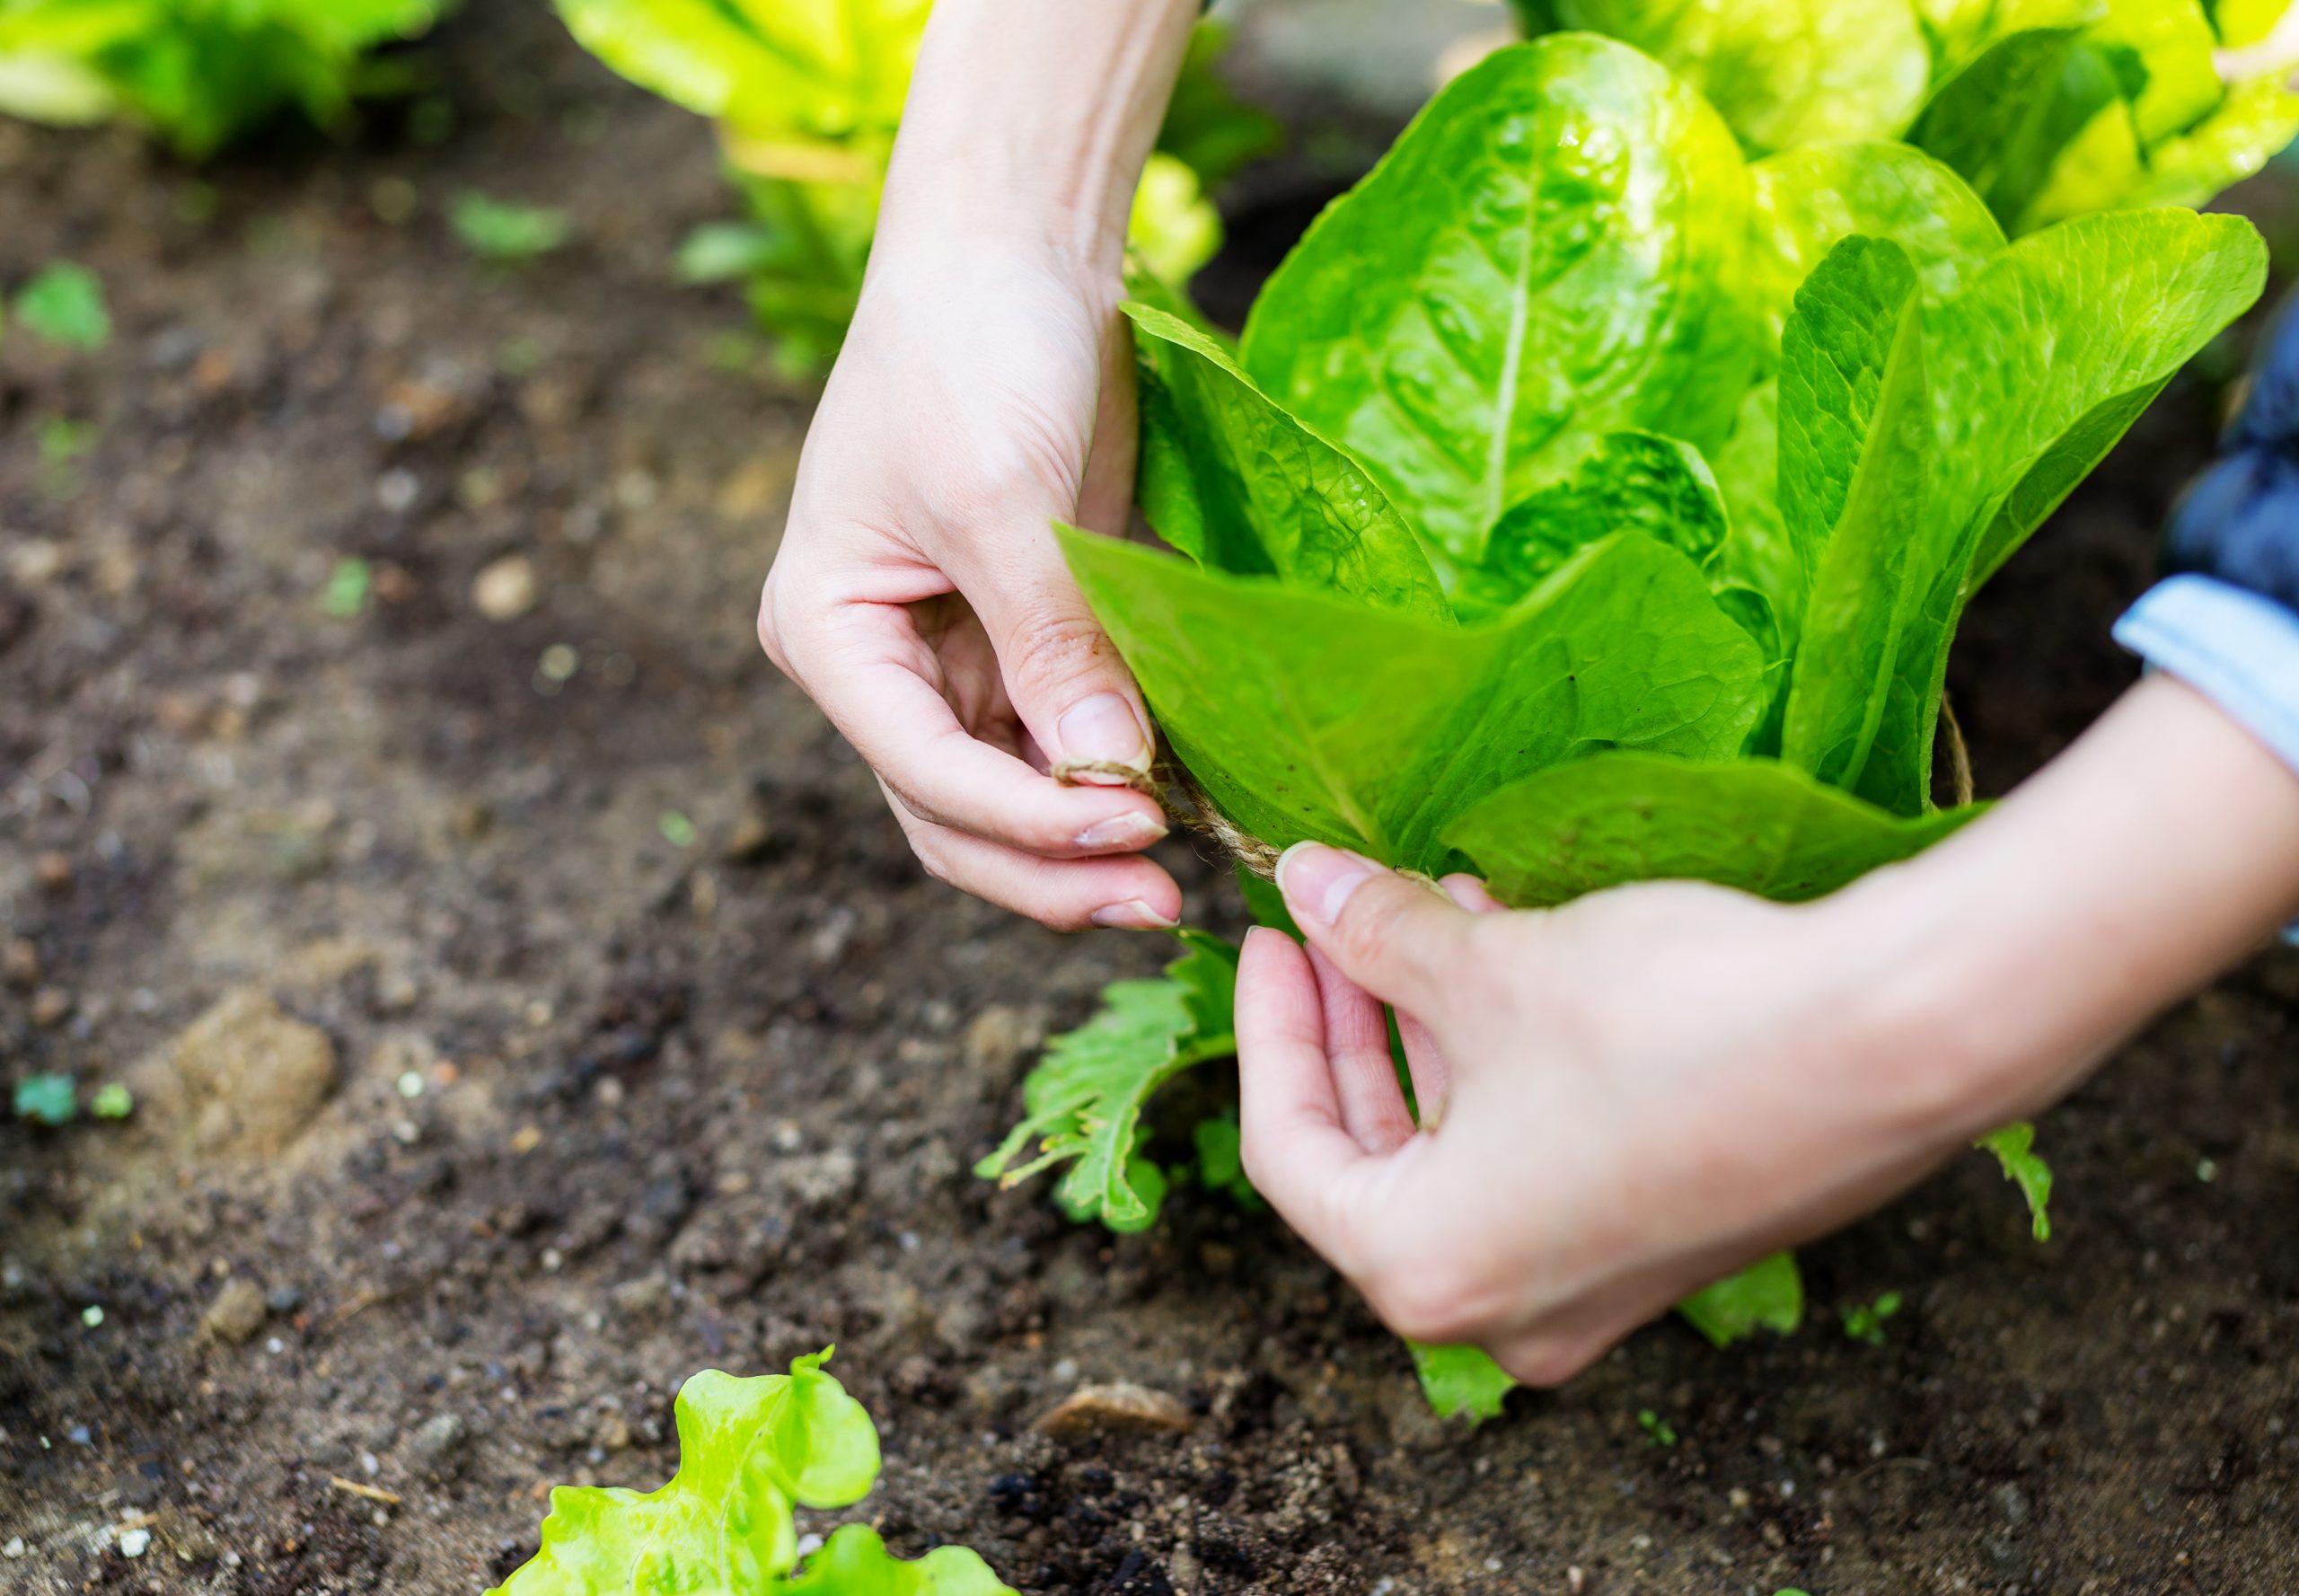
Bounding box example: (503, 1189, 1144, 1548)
(13, 263, 109, 350)
(1190, 1110, 1265, 1213)
(1239, 36, 1759, 565)
(1408, 1343, 1516, 1425)
(1446, 754, 1976, 909)
(1977, 1122, 2054, 1241)
(974, 932, 1241, 1234)
(1678, 1251, 1806, 1348)
(779, 1526, 1016, 1596)
(13, 1073, 76, 1127)
(453, 193, 572, 261)
(1064, 527, 1764, 875)
(490, 1349, 1014, 1596)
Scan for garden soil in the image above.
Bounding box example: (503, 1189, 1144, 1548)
(4, 8, 2298, 1593)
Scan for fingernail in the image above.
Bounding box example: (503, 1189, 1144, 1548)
(1076, 811, 1167, 851)
(1275, 842, 1381, 929)
(1056, 693, 1152, 783)
(1091, 899, 1178, 930)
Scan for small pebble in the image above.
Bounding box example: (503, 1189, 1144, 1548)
(81, 1306, 103, 1328)
(472, 555, 538, 622)
(118, 1529, 150, 1559)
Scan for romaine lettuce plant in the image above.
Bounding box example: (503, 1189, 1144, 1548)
(490, 1349, 1013, 1596)
(1511, 0, 2299, 234)
(553, 0, 1275, 375)
(979, 33, 2263, 1415)
(0, 0, 447, 158)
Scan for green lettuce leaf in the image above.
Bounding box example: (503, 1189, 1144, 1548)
(0, 0, 446, 157)
(973, 932, 1240, 1234)
(1977, 1122, 2055, 1240)
(489, 1351, 878, 1594)
(1064, 526, 1765, 874)
(1861, 207, 2265, 815)
(780, 1528, 1014, 1596)
(1537, 2, 1933, 151)
(552, 0, 925, 141)
(1458, 430, 1727, 617)
(1127, 303, 1453, 619)
(1777, 237, 1933, 795)
(1678, 1252, 1807, 1347)
(490, 1350, 1015, 1596)
(1239, 35, 1759, 567)
(1444, 754, 1977, 909)
(1746, 143, 2008, 350)
(1408, 1343, 1517, 1424)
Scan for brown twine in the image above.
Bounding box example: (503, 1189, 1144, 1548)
(1939, 693, 1976, 808)
(1057, 697, 1981, 885)
(1054, 751, 1284, 881)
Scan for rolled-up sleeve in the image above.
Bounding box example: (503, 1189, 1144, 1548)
(2116, 573, 2299, 778)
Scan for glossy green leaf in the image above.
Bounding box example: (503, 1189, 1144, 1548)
(1911, 24, 2103, 223)
(974, 932, 1240, 1234)
(1541, 1, 1933, 151)
(1746, 143, 2007, 349)
(489, 1351, 880, 1595)
(1860, 208, 2265, 815)
(1446, 754, 1977, 909)
(1678, 1252, 1806, 1347)
(1066, 527, 1766, 875)
(1408, 1343, 1517, 1424)
(1458, 431, 1728, 619)
(1778, 238, 1932, 794)
(1127, 304, 1452, 619)
(1977, 1123, 2055, 1240)
(1240, 36, 1758, 567)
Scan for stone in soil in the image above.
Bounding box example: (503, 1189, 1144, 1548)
(1031, 1382, 1195, 1439)
(145, 987, 339, 1157)
(199, 1279, 268, 1345)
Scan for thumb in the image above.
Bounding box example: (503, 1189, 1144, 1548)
(957, 521, 1155, 788)
(1274, 842, 1477, 1017)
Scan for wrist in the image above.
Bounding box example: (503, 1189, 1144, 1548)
(875, 0, 1198, 280)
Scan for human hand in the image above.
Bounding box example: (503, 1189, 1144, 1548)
(1234, 678, 2299, 1383)
(1234, 853, 1964, 1385)
(757, 241, 1182, 931)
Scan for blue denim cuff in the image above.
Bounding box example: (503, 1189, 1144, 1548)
(2113, 573, 2299, 777)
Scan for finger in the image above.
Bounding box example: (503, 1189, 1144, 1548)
(1305, 945, 1416, 1153)
(1273, 842, 1478, 1018)
(1440, 873, 1508, 915)
(1236, 927, 1387, 1267)
(1394, 1010, 1452, 1130)
(946, 524, 1157, 789)
(887, 789, 1181, 931)
(778, 592, 1169, 859)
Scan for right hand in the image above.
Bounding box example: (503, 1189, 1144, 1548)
(757, 240, 1182, 931)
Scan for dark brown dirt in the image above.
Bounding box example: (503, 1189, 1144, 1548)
(5, 7, 2299, 1594)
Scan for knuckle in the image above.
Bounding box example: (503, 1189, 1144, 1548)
(1000, 607, 1119, 693)
(1370, 1265, 1502, 1348)
(1502, 1334, 1608, 1390)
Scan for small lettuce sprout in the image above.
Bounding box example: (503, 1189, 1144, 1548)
(489, 1349, 1013, 1596)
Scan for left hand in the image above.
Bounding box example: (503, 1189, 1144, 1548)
(1233, 843, 1998, 1386)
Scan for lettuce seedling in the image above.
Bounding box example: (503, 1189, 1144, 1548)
(490, 1349, 1012, 1596)
(554, 1, 1271, 374)
(1511, 0, 2299, 234)
(0, 0, 448, 159)
(986, 33, 2259, 1417)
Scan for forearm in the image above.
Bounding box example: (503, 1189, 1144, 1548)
(876, 0, 1200, 275)
(1859, 674, 2299, 1132)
